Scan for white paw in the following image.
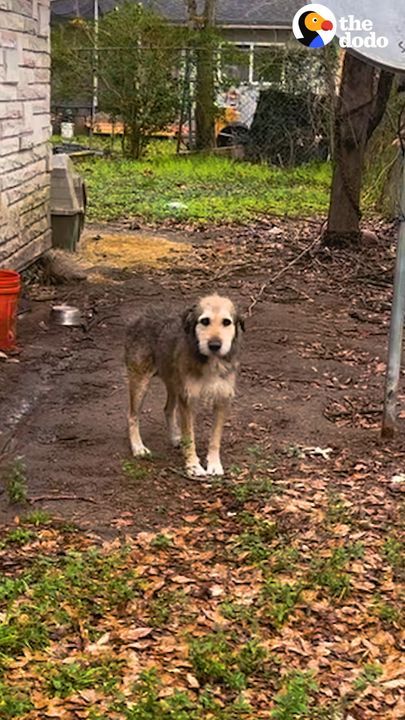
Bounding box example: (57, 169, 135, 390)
(131, 443, 151, 458)
(186, 462, 207, 478)
(206, 459, 224, 476)
(170, 432, 182, 449)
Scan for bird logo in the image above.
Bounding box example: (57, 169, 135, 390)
(292, 4, 336, 49)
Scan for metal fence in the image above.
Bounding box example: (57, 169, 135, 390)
(51, 43, 338, 166)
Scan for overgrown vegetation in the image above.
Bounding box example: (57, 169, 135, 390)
(77, 153, 331, 223)
(2, 458, 27, 504)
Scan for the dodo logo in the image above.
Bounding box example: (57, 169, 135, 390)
(292, 4, 336, 49)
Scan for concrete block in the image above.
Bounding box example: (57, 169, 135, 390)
(4, 48, 19, 83)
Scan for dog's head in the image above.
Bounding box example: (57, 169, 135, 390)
(183, 294, 245, 360)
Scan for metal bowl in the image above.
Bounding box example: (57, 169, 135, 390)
(50, 304, 82, 327)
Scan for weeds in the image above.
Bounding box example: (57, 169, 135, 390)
(112, 669, 252, 719)
(22, 510, 52, 526)
(352, 663, 382, 692)
(371, 596, 400, 625)
(309, 543, 364, 599)
(326, 493, 351, 525)
(271, 671, 318, 719)
(220, 600, 255, 625)
(3, 458, 27, 504)
(0, 545, 142, 668)
(149, 590, 186, 627)
(0, 528, 35, 548)
(383, 536, 404, 578)
(151, 533, 173, 551)
(260, 578, 302, 628)
(46, 659, 122, 698)
(234, 517, 278, 562)
(122, 459, 150, 482)
(0, 682, 33, 719)
(189, 633, 268, 691)
(270, 546, 300, 573)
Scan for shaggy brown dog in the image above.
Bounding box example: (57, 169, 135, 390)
(125, 294, 244, 478)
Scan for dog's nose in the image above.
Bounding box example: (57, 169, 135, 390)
(208, 339, 222, 353)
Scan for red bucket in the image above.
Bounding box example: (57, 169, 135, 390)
(0, 270, 21, 351)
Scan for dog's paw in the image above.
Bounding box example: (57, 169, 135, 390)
(170, 433, 182, 449)
(131, 443, 151, 458)
(186, 462, 207, 479)
(206, 460, 224, 476)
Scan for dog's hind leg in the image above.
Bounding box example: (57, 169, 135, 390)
(164, 387, 181, 448)
(178, 397, 206, 478)
(128, 369, 153, 457)
(206, 402, 229, 476)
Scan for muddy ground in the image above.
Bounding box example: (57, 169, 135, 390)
(1, 218, 404, 536)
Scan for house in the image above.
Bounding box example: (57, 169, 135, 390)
(51, 1, 303, 42)
(0, 1, 52, 269)
(50, 1, 309, 133)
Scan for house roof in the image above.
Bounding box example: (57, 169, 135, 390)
(50, 1, 303, 28)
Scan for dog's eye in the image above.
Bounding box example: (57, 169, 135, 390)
(200, 317, 210, 326)
(222, 318, 232, 327)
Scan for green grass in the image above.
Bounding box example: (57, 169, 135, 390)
(76, 153, 331, 224)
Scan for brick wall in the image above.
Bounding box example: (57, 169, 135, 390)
(0, 0, 51, 269)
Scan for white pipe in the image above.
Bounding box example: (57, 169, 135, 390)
(382, 153, 405, 438)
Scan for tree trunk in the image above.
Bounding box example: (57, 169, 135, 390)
(187, 0, 216, 151)
(195, 37, 216, 150)
(324, 52, 393, 247)
(125, 123, 142, 159)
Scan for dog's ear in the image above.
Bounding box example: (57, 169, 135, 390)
(182, 305, 197, 334)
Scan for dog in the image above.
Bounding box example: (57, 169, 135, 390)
(125, 293, 244, 478)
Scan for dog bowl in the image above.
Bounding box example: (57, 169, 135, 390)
(50, 304, 82, 327)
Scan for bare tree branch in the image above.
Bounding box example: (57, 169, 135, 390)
(366, 69, 394, 142)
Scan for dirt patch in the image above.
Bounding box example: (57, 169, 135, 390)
(1, 218, 404, 536)
(81, 227, 192, 271)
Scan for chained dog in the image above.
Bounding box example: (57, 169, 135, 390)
(125, 294, 244, 478)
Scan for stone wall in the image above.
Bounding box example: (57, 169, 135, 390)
(0, 0, 51, 269)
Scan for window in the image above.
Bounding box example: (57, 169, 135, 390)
(253, 46, 285, 85)
(221, 44, 251, 85)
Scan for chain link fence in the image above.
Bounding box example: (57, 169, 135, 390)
(51, 41, 338, 166)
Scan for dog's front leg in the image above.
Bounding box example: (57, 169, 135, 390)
(206, 402, 229, 476)
(178, 397, 206, 478)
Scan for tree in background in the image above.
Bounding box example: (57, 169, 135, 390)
(186, 0, 217, 151)
(52, 2, 182, 159)
(325, 51, 393, 245)
(51, 18, 93, 109)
